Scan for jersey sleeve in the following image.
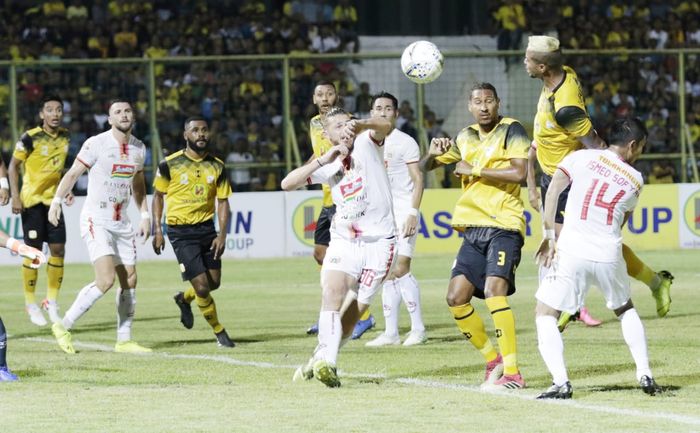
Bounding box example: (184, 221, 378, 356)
(308, 159, 342, 185)
(403, 137, 421, 163)
(136, 144, 146, 171)
(504, 122, 530, 159)
(76, 137, 98, 168)
(554, 106, 592, 137)
(153, 160, 170, 193)
(12, 132, 33, 161)
(216, 164, 232, 199)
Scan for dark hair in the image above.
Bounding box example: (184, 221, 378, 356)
(315, 80, 336, 91)
(184, 116, 207, 128)
(108, 98, 132, 110)
(469, 82, 499, 100)
(608, 117, 648, 147)
(370, 91, 398, 110)
(41, 94, 63, 109)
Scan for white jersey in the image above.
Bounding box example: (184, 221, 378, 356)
(76, 130, 146, 222)
(557, 149, 643, 263)
(384, 128, 420, 215)
(308, 130, 395, 241)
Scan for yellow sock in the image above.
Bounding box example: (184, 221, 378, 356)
(359, 309, 371, 321)
(22, 258, 38, 305)
(485, 296, 518, 375)
(46, 256, 64, 301)
(183, 287, 196, 303)
(448, 303, 498, 363)
(196, 295, 224, 334)
(622, 244, 655, 288)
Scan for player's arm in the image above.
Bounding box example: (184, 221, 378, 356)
(48, 158, 88, 226)
(578, 128, 606, 150)
(0, 158, 9, 206)
(345, 117, 392, 142)
(526, 143, 541, 211)
(419, 137, 454, 171)
(555, 106, 606, 149)
(535, 168, 570, 268)
(132, 170, 151, 243)
(211, 197, 231, 260)
(281, 144, 348, 190)
(7, 157, 22, 211)
(151, 159, 170, 254)
(402, 162, 424, 237)
(454, 158, 527, 183)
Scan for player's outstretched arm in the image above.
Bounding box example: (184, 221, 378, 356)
(281, 144, 348, 191)
(151, 190, 166, 254)
(0, 232, 46, 268)
(132, 170, 151, 243)
(419, 137, 452, 172)
(579, 128, 606, 150)
(7, 157, 23, 211)
(456, 157, 527, 183)
(211, 198, 231, 260)
(48, 159, 88, 226)
(345, 117, 392, 143)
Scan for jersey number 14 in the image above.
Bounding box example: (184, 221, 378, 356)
(580, 179, 625, 225)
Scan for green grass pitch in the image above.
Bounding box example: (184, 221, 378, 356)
(1, 250, 699, 432)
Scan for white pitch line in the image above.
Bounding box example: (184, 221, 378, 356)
(22, 337, 700, 428)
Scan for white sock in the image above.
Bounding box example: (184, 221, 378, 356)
(62, 283, 104, 330)
(619, 308, 652, 380)
(397, 272, 425, 334)
(536, 315, 569, 386)
(116, 288, 136, 343)
(317, 310, 342, 365)
(381, 279, 402, 337)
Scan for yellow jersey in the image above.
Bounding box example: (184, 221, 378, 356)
(310, 114, 334, 208)
(12, 126, 69, 208)
(533, 65, 593, 176)
(153, 149, 231, 226)
(436, 117, 529, 236)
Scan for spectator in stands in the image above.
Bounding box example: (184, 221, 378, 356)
(226, 137, 254, 193)
(492, 0, 526, 70)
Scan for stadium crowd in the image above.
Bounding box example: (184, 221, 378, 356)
(0, 1, 698, 189)
(492, 0, 700, 182)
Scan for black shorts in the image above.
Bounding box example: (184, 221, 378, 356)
(540, 173, 570, 224)
(450, 227, 523, 299)
(313, 205, 336, 247)
(167, 220, 221, 281)
(21, 203, 66, 249)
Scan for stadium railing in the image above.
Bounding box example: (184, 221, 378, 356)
(1, 48, 698, 185)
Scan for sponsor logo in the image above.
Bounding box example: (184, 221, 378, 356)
(683, 188, 700, 237)
(111, 164, 135, 178)
(339, 176, 363, 201)
(291, 196, 324, 247)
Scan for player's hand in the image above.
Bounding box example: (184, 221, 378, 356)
(402, 214, 418, 238)
(11, 196, 22, 214)
(428, 137, 452, 156)
(211, 234, 226, 260)
(64, 192, 75, 206)
(535, 238, 557, 268)
(454, 161, 473, 177)
(139, 217, 151, 244)
(152, 231, 165, 255)
(48, 201, 62, 226)
(528, 187, 541, 212)
(342, 119, 360, 138)
(0, 188, 9, 206)
(18, 244, 47, 269)
(322, 144, 349, 164)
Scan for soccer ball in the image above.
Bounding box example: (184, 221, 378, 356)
(401, 41, 444, 84)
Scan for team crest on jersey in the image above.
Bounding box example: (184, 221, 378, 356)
(194, 184, 205, 196)
(111, 164, 135, 178)
(339, 177, 363, 201)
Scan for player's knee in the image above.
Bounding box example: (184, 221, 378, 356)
(209, 278, 221, 291)
(49, 244, 65, 257)
(95, 274, 116, 291)
(127, 273, 137, 289)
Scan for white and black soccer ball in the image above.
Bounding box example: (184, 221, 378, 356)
(400, 40, 444, 84)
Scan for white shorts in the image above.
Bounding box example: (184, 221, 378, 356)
(535, 251, 631, 314)
(322, 235, 396, 305)
(80, 216, 136, 266)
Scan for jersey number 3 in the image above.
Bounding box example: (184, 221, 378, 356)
(580, 179, 625, 225)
